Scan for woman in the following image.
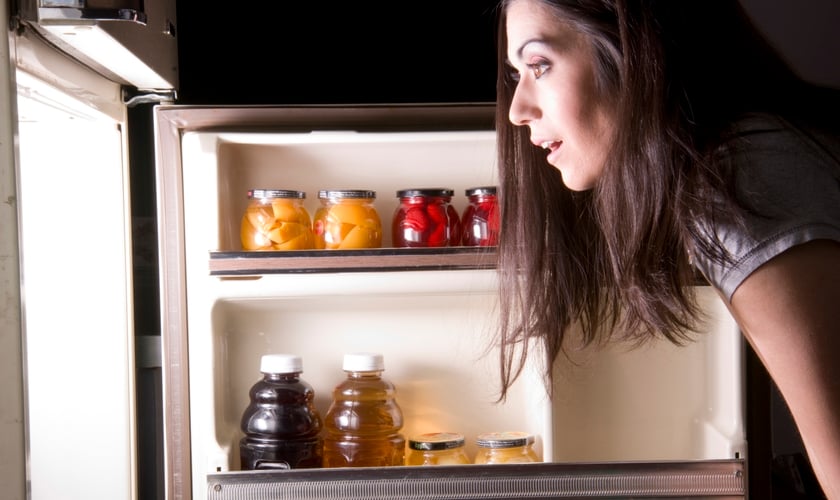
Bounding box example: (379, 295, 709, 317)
(494, 0, 840, 496)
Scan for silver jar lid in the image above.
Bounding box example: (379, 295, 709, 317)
(476, 431, 533, 448)
(248, 189, 306, 199)
(318, 189, 376, 199)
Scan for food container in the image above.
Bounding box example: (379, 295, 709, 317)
(313, 189, 382, 249)
(240, 189, 314, 251)
(461, 186, 499, 246)
(473, 431, 540, 464)
(406, 432, 471, 466)
(392, 188, 460, 247)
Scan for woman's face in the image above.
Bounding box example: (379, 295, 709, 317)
(506, 0, 616, 191)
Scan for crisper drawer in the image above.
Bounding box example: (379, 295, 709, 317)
(206, 460, 747, 500)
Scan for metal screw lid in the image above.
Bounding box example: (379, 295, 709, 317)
(465, 186, 497, 197)
(396, 188, 454, 198)
(318, 189, 376, 199)
(248, 189, 306, 199)
(476, 431, 533, 448)
(409, 432, 466, 451)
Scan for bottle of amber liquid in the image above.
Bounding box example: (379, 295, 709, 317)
(239, 354, 323, 470)
(322, 352, 406, 467)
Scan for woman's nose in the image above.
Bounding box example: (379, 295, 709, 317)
(508, 81, 538, 126)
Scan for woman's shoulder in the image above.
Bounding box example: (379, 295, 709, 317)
(696, 111, 840, 300)
(719, 111, 840, 175)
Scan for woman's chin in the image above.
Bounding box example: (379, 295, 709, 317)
(558, 171, 595, 192)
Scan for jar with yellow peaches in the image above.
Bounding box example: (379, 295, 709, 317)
(406, 432, 471, 466)
(240, 189, 315, 251)
(473, 431, 540, 464)
(313, 190, 382, 250)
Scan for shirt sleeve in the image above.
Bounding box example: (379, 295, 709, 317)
(692, 114, 840, 301)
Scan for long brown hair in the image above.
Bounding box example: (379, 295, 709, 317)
(493, 0, 813, 400)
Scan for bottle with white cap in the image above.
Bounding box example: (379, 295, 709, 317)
(239, 353, 323, 470)
(322, 352, 406, 467)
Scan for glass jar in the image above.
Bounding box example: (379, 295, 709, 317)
(240, 189, 314, 251)
(461, 186, 499, 247)
(392, 188, 459, 247)
(313, 190, 382, 250)
(406, 432, 471, 466)
(473, 431, 540, 464)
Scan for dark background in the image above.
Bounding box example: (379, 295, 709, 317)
(173, 1, 501, 105)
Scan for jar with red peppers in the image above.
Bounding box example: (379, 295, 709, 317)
(461, 186, 499, 246)
(392, 188, 460, 247)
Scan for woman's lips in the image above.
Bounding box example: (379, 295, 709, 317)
(536, 140, 560, 151)
(538, 140, 561, 162)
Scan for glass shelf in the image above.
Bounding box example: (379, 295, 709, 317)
(209, 246, 498, 276)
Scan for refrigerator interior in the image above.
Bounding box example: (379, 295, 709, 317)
(157, 106, 745, 499)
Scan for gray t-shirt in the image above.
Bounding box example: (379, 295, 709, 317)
(692, 113, 840, 301)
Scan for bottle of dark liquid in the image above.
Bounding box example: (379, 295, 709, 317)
(322, 352, 406, 467)
(239, 354, 323, 470)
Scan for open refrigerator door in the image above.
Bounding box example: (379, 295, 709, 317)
(2, 0, 176, 497)
(3, 24, 135, 500)
(154, 104, 747, 500)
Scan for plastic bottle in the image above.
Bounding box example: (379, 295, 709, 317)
(322, 352, 406, 467)
(239, 354, 323, 470)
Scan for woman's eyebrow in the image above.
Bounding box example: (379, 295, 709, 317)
(514, 38, 544, 60)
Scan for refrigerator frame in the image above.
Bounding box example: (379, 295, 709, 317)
(154, 104, 747, 500)
(154, 103, 500, 499)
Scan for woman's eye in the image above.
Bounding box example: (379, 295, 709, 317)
(527, 62, 549, 79)
(506, 65, 521, 83)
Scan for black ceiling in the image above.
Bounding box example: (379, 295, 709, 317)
(174, 1, 500, 105)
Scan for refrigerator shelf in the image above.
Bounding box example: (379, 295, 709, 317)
(209, 246, 498, 275)
(207, 459, 746, 499)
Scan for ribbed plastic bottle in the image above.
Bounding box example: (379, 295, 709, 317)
(322, 352, 406, 467)
(239, 354, 323, 470)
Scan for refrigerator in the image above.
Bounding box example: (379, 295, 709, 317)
(151, 102, 747, 500)
(1, 0, 176, 499)
(3, 1, 837, 499)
